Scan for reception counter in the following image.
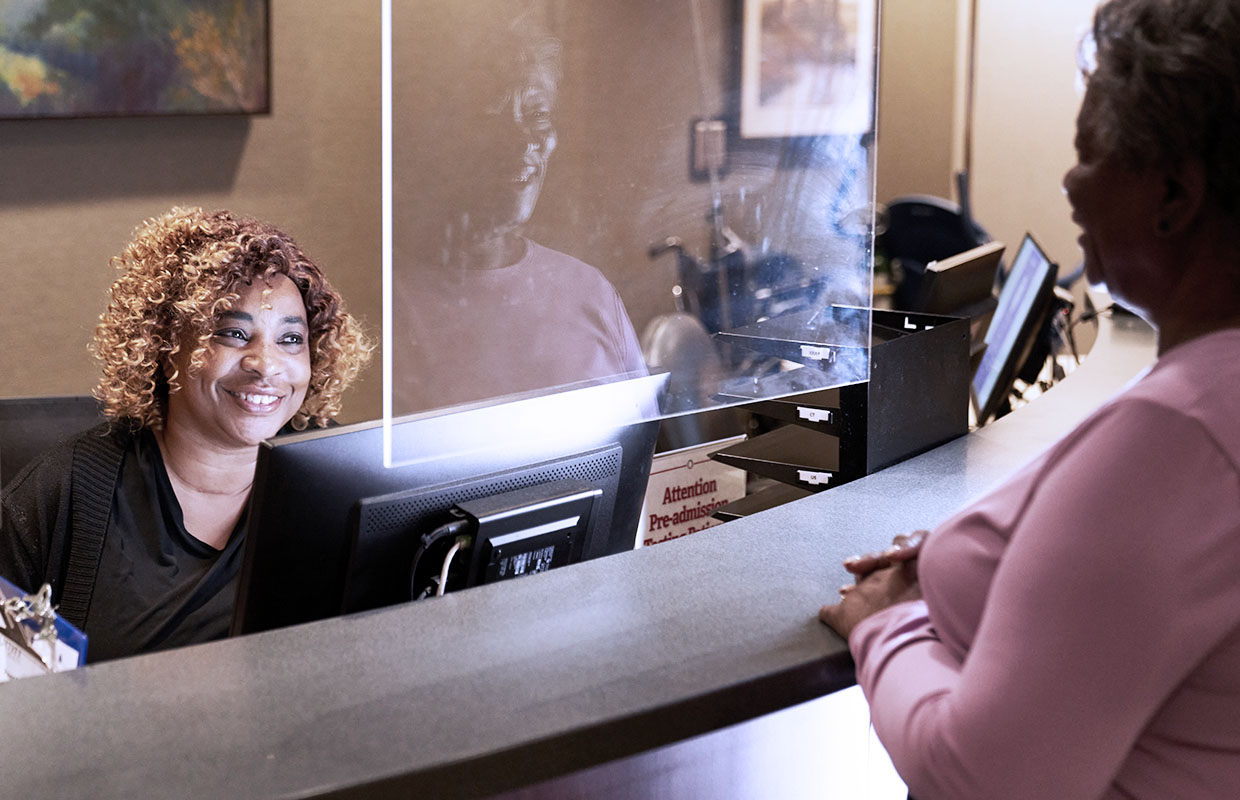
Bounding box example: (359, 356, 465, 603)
(0, 313, 1155, 799)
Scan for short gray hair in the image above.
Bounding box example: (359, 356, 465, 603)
(1084, 0, 1240, 214)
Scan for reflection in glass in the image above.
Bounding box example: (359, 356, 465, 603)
(385, 0, 876, 454)
(390, 6, 647, 417)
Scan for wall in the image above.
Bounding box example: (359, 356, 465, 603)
(875, 0, 958, 204)
(959, 0, 1097, 276)
(0, 0, 957, 419)
(0, 0, 383, 422)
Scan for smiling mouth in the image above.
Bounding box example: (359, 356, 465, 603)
(226, 389, 284, 410)
(509, 155, 547, 184)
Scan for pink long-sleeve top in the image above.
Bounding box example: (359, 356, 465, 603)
(851, 328, 1240, 800)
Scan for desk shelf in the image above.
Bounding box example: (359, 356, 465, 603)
(710, 307, 972, 517)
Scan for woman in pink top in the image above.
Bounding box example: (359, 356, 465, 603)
(818, 1, 1240, 798)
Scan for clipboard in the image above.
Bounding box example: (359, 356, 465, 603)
(0, 576, 87, 680)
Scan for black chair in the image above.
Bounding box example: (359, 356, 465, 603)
(0, 395, 105, 487)
(879, 194, 992, 311)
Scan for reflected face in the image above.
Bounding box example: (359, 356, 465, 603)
(166, 274, 312, 450)
(460, 76, 558, 241)
(1063, 88, 1162, 310)
(397, 17, 564, 265)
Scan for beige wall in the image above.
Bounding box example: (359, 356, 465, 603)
(960, 0, 1096, 275)
(0, 1, 383, 422)
(874, 0, 1101, 285)
(1, 0, 961, 418)
(875, 0, 958, 203)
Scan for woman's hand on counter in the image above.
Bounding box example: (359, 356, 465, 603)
(842, 530, 928, 580)
(818, 530, 928, 640)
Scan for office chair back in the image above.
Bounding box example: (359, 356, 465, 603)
(0, 395, 106, 488)
(880, 194, 992, 311)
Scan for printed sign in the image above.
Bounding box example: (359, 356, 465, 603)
(639, 436, 748, 547)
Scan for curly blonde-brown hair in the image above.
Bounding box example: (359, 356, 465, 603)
(92, 207, 373, 431)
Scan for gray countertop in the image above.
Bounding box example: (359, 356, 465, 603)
(0, 313, 1155, 799)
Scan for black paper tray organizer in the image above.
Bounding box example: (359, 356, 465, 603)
(708, 306, 971, 517)
(710, 481, 814, 522)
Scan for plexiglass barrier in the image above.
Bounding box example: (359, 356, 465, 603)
(383, 0, 877, 467)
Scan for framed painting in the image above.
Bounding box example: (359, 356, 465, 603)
(739, 0, 876, 138)
(0, 0, 270, 119)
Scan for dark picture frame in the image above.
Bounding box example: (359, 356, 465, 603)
(0, 0, 270, 119)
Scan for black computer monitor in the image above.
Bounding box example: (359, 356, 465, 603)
(971, 233, 1058, 426)
(914, 240, 1004, 316)
(230, 373, 665, 635)
(0, 395, 105, 488)
(911, 240, 1004, 362)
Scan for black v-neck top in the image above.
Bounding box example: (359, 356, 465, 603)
(85, 429, 245, 662)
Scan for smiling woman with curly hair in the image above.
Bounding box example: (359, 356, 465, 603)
(94, 207, 370, 431)
(1, 207, 373, 662)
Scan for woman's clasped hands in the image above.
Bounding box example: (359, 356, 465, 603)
(818, 530, 928, 640)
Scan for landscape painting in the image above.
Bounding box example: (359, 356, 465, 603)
(0, 0, 269, 119)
